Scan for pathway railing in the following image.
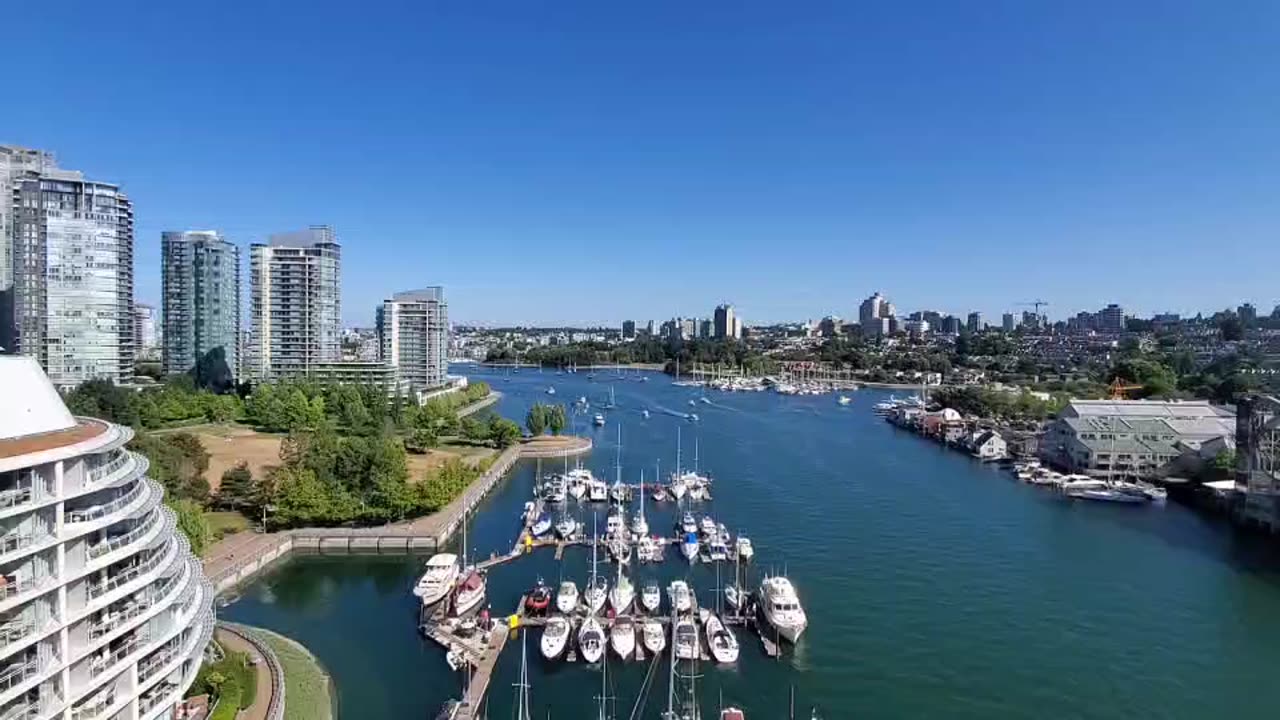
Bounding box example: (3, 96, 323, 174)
(218, 622, 285, 720)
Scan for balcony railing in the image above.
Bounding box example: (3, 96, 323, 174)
(67, 481, 146, 525)
(86, 452, 130, 485)
(89, 632, 146, 677)
(0, 531, 50, 559)
(137, 643, 179, 684)
(0, 657, 41, 694)
(138, 682, 179, 715)
(87, 510, 159, 560)
(87, 542, 172, 600)
(0, 487, 33, 512)
(0, 618, 34, 648)
(0, 701, 39, 720)
(0, 577, 38, 603)
(70, 690, 114, 720)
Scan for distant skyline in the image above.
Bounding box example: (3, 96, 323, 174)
(7, 2, 1279, 327)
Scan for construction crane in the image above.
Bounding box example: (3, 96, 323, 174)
(1108, 377, 1143, 400)
(1017, 299, 1050, 316)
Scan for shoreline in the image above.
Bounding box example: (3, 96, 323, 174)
(253, 627, 336, 720)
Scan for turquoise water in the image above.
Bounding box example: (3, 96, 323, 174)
(223, 367, 1280, 718)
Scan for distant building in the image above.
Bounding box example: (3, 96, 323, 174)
(161, 230, 241, 380)
(306, 360, 401, 396)
(713, 304, 736, 339)
(1152, 313, 1181, 329)
(966, 312, 983, 333)
(1, 145, 60, 351)
(1238, 303, 1258, 325)
(247, 226, 341, 382)
(940, 315, 962, 335)
(731, 316, 742, 339)
(645, 320, 655, 336)
(818, 316, 843, 338)
(859, 292, 893, 336)
(134, 303, 159, 361)
(699, 319, 713, 338)
(903, 319, 930, 338)
(1002, 313, 1016, 332)
(377, 287, 449, 393)
(621, 320, 636, 339)
(1098, 303, 1125, 333)
(1021, 311, 1042, 331)
(9, 165, 135, 389)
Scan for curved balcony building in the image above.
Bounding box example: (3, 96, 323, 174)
(0, 357, 214, 720)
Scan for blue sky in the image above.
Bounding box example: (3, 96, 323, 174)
(6, 1, 1279, 326)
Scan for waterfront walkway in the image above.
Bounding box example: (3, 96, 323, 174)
(202, 434, 592, 592)
(216, 624, 285, 720)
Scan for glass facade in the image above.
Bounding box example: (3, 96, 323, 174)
(247, 226, 341, 382)
(161, 231, 240, 379)
(377, 287, 449, 392)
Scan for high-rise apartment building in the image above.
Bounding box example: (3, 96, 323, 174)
(859, 292, 894, 336)
(621, 320, 636, 339)
(247, 227, 340, 382)
(9, 167, 135, 389)
(712, 304, 736, 340)
(1, 146, 61, 352)
(1002, 313, 1016, 332)
(161, 231, 240, 380)
(377, 287, 449, 392)
(967, 312, 983, 333)
(1098, 303, 1125, 334)
(134, 303, 159, 361)
(0, 356, 214, 719)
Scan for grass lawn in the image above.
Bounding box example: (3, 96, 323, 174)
(255, 629, 334, 720)
(206, 511, 252, 540)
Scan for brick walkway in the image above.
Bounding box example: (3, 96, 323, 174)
(215, 627, 275, 720)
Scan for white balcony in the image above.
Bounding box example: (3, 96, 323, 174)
(75, 561, 189, 663)
(0, 652, 57, 706)
(0, 532, 54, 571)
(0, 700, 39, 720)
(0, 490, 32, 515)
(88, 631, 147, 680)
(85, 504, 161, 562)
(73, 507, 172, 587)
(85, 536, 178, 608)
(66, 480, 149, 526)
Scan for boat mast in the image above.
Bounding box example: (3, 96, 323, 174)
(676, 426, 682, 477)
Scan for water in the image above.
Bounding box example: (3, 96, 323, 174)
(223, 366, 1280, 718)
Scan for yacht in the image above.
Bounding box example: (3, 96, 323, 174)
(543, 477, 567, 503)
(700, 516, 717, 537)
(610, 616, 636, 660)
(609, 568, 635, 613)
(588, 480, 609, 502)
(556, 580, 579, 614)
(525, 578, 552, 615)
(642, 618, 666, 655)
(672, 616, 699, 660)
(547, 386, 557, 395)
(531, 513, 553, 537)
(707, 537, 729, 562)
(701, 609, 740, 663)
(451, 569, 486, 617)
(412, 553, 459, 606)
(555, 514, 577, 540)
(681, 533, 700, 563)
(636, 535, 658, 564)
(838, 395, 852, 406)
(566, 470, 590, 501)
(610, 481, 628, 503)
(668, 580, 693, 614)
(759, 575, 808, 643)
(540, 616, 570, 660)
(594, 413, 606, 427)
(1067, 482, 1151, 504)
(680, 512, 698, 535)
(640, 582, 662, 613)
(578, 616, 606, 664)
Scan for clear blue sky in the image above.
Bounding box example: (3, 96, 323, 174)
(6, 1, 1279, 327)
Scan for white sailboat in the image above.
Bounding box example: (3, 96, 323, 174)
(578, 615, 606, 664)
(610, 615, 636, 660)
(514, 629, 533, 720)
(700, 609, 739, 663)
(631, 469, 650, 539)
(609, 565, 635, 614)
(557, 580, 579, 614)
(585, 521, 609, 614)
(642, 617, 667, 655)
(668, 580, 693, 614)
(451, 502, 485, 616)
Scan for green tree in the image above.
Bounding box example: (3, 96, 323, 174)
(1220, 315, 1245, 342)
(547, 404, 567, 435)
(271, 466, 332, 527)
(526, 404, 548, 436)
(169, 498, 212, 556)
(218, 462, 254, 510)
(405, 427, 438, 453)
(460, 416, 489, 443)
(489, 417, 522, 448)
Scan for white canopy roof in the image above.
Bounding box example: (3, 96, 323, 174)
(0, 357, 77, 440)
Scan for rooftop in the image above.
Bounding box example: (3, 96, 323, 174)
(1062, 399, 1234, 420)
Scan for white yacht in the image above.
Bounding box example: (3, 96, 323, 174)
(838, 395, 852, 405)
(566, 469, 591, 500)
(451, 569, 487, 617)
(707, 537, 729, 562)
(556, 580, 579, 614)
(588, 479, 609, 502)
(609, 568, 635, 613)
(640, 582, 662, 613)
(700, 516, 717, 537)
(672, 616, 699, 660)
(547, 386, 557, 395)
(412, 553, 459, 606)
(610, 616, 636, 660)
(668, 580, 694, 614)
(700, 609, 740, 663)
(594, 413, 606, 427)
(540, 616, 570, 660)
(578, 616, 606, 664)
(610, 481, 628, 503)
(642, 618, 666, 655)
(606, 507, 626, 537)
(636, 535, 659, 564)
(631, 470, 650, 537)
(531, 512, 553, 537)
(759, 575, 808, 643)
(680, 512, 698, 535)
(555, 513, 577, 539)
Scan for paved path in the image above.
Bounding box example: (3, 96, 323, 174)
(215, 627, 276, 720)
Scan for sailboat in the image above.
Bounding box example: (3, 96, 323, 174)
(586, 520, 609, 614)
(513, 629, 534, 720)
(700, 609, 739, 663)
(451, 501, 485, 616)
(579, 614, 606, 664)
(540, 616, 570, 661)
(642, 617, 667, 655)
(631, 469, 650, 539)
(609, 565, 635, 614)
(610, 615, 636, 660)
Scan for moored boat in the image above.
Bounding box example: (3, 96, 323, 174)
(578, 615, 606, 663)
(640, 582, 662, 613)
(759, 575, 807, 642)
(700, 608, 740, 663)
(610, 616, 636, 660)
(681, 532, 700, 563)
(668, 580, 693, 614)
(525, 578, 552, 615)
(451, 569, 486, 617)
(412, 553, 459, 606)
(531, 513, 553, 537)
(540, 615, 570, 660)
(642, 618, 666, 655)
(672, 616, 698, 660)
(609, 568, 635, 613)
(556, 580, 579, 614)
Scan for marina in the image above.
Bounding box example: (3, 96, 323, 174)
(221, 367, 1280, 720)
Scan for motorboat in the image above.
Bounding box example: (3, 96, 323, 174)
(1066, 482, 1151, 503)
(636, 535, 658, 564)
(700, 396, 712, 405)
(668, 580, 693, 614)
(641, 618, 666, 655)
(720, 709, 745, 720)
(445, 643, 467, 672)
(688, 399, 696, 407)
(672, 616, 699, 660)
(556, 580, 579, 614)
(526, 578, 552, 615)
(555, 514, 577, 540)
(542, 477, 566, 503)
(759, 575, 808, 643)
(642, 409, 651, 419)
(566, 473, 588, 501)
(700, 609, 739, 663)
(609, 481, 628, 503)
(680, 513, 698, 535)
(531, 513, 553, 537)
(707, 537, 729, 562)
(724, 584, 744, 612)
(688, 413, 699, 422)
(609, 569, 635, 613)
(838, 395, 852, 406)
(540, 616, 570, 660)
(412, 553, 459, 606)
(606, 508, 626, 537)
(588, 480, 609, 502)
(640, 582, 661, 613)
(578, 616, 606, 664)
(594, 413, 606, 427)
(700, 516, 717, 537)
(610, 616, 636, 660)
(547, 386, 556, 395)
(451, 569, 486, 617)
(681, 533, 700, 563)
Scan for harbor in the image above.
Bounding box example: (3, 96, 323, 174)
(220, 367, 1280, 719)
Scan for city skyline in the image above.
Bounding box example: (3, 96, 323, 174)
(6, 2, 1280, 327)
